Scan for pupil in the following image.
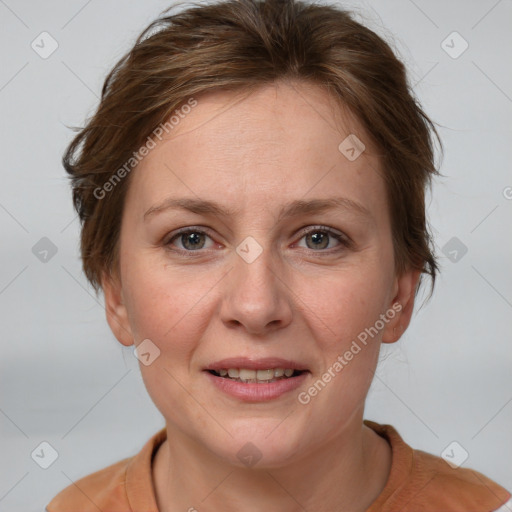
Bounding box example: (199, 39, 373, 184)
(308, 231, 328, 250)
(183, 232, 204, 250)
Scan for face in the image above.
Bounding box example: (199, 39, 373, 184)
(104, 80, 419, 468)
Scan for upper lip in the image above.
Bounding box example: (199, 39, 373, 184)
(204, 357, 309, 371)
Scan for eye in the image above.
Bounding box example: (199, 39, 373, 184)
(295, 226, 350, 252)
(165, 228, 215, 252)
(164, 225, 351, 256)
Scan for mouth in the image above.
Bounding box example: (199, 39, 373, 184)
(206, 368, 307, 383)
(203, 358, 310, 400)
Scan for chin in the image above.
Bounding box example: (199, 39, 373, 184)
(214, 417, 306, 469)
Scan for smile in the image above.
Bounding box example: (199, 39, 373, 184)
(208, 368, 304, 383)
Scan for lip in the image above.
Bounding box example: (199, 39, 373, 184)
(204, 370, 309, 402)
(204, 357, 308, 371)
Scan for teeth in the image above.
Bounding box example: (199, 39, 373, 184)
(213, 368, 301, 382)
(239, 369, 256, 380)
(256, 369, 274, 381)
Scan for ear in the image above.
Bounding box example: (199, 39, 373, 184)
(101, 271, 134, 347)
(381, 268, 422, 344)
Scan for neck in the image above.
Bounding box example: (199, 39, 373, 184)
(152, 418, 392, 512)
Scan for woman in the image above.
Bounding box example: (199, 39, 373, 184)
(46, 0, 511, 510)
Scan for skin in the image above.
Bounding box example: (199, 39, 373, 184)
(103, 79, 421, 512)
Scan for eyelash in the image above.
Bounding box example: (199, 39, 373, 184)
(164, 225, 352, 257)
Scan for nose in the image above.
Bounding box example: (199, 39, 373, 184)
(219, 240, 293, 336)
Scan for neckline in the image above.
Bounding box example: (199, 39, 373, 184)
(363, 419, 414, 510)
(125, 420, 413, 511)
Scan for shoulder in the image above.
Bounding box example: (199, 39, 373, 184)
(46, 427, 167, 512)
(364, 420, 511, 512)
(45, 456, 132, 512)
(410, 448, 511, 511)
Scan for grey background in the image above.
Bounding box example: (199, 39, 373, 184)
(0, 0, 511, 510)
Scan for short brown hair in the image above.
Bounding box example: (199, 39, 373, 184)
(64, 0, 442, 295)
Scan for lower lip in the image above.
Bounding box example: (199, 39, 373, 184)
(204, 371, 309, 402)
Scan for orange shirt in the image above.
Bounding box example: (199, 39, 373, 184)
(46, 419, 511, 511)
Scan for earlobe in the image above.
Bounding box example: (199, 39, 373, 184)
(101, 271, 134, 347)
(381, 268, 422, 344)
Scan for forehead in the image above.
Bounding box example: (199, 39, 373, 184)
(125, 80, 387, 221)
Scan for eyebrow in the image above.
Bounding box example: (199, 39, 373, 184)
(143, 196, 371, 222)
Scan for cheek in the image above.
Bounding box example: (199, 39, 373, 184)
(122, 255, 216, 353)
(122, 261, 212, 411)
(299, 270, 391, 415)
(119, 254, 169, 336)
(299, 264, 393, 349)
